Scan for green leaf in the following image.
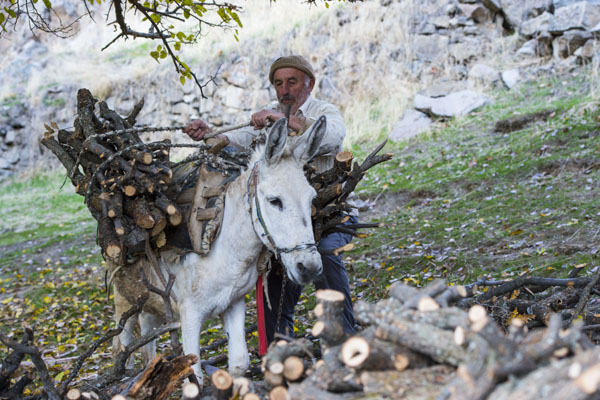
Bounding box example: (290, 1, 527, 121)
(176, 31, 186, 41)
(174, 41, 181, 51)
(179, 75, 186, 86)
(183, 8, 190, 18)
(4, 7, 16, 18)
(217, 7, 229, 22)
(42, 0, 51, 9)
(325, 1, 329, 8)
(227, 8, 242, 28)
(0, 12, 5, 25)
(159, 49, 167, 58)
(150, 13, 161, 23)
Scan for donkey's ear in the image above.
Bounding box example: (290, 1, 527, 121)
(292, 115, 326, 165)
(264, 117, 288, 166)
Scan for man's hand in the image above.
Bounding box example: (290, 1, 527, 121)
(183, 119, 212, 141)
(251, 109, 284, 130)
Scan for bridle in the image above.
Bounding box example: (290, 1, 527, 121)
(246, 162, 317, 260)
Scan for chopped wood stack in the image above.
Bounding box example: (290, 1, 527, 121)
(40, 88, 188, 264)
(306, 143, 392, 242)
(254, 280, 600, 400)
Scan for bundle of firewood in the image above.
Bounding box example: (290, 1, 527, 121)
(251, 282, 600, 400)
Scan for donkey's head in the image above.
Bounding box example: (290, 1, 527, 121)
(249, 117, 327, 285)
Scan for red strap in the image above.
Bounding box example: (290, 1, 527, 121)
(256, 274, 268, 356)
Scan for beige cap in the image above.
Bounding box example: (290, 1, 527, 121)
(269, 55, 315, 84)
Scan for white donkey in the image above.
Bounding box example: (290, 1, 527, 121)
(110, 116, 326, 383)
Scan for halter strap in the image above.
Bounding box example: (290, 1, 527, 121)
(247, 162, 317, 259)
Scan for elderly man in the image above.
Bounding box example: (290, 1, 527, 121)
(184, 55, 356, 344)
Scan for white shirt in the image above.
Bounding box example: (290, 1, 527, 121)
(224, 95, 346, 172)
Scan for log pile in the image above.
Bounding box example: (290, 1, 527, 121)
(251, 281, 600, 400)
(39, 88, 217, 265)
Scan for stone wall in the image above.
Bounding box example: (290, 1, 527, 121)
(0, 0, 599, 176)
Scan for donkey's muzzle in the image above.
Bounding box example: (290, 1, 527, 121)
(295, 258, 323, 285)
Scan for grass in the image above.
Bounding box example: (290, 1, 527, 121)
(0, 64, 599, 395)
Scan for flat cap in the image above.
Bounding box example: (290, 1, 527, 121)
(269, 55, 315, 84)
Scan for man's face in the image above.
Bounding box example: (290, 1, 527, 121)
(272, 67, 315, 114)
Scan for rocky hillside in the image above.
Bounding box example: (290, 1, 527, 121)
(0, 0, 599, 177)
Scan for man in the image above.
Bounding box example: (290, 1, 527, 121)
(184, 55, 356, 344)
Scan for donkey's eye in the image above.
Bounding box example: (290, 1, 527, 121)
(268, 197, 283, 209)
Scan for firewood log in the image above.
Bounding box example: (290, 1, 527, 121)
(181, 382, 199, 400)
(312, 290, 348, 350)
(211, 369, 233, 400)
(269, 386, 289, 400)
(360, 365, 455, 399)
(126, 354, 196, 400)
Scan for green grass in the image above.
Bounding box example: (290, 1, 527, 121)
(345, 67, 600, 301)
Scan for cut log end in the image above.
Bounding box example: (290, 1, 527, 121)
(315, 289, 346, 303)
(66, 389, 81, 400)
(182, 382, 200, 399)
(393, 354, 410, 371)
(341, 336, 370, 368)
(417, 296, 440, 312)
(283, 355, 305, 382)
(576, 364, 600, 394)
(312, 321, 325, 337)
(211, 369, 233, 390)
(269, 386, 289, 400)
(269, 361, 284, 375)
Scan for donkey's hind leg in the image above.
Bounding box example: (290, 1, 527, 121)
(222, 298, 249, 376)
(139, 311, 164, 365)
(112, 289, 138, 370)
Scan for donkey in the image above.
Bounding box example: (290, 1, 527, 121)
(109, 116, 327, 384)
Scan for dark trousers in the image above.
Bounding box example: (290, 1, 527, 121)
(264, 217, 357, 344)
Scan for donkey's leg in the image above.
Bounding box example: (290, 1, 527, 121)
(113, 290, 138, 370)
(222, 298, 249, 376)
(180, 300, 205, 385)
(138, 312, 164, 365)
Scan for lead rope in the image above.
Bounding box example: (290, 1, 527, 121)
(275, 272, 287, 338)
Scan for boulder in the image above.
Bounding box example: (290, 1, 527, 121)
(468, 64, 500, 87)
(412, 34, 450, 63)
(482, 0, 501, 13)
(548, 2, 600, 33)
(553, 29, 593, 58)
(449, 37, 483, 62)
(574, 39, 600, 60)
(389, 109, 432, 142)
(501, 69, 522, 89)
(415, 90, 491, 118)
(519, 11, 553, 38)
(500, 0, 552, 30)
(457, 3, 489, 23)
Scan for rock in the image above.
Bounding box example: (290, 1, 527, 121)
(501, 69, 522, 89)
(553, 0, 600, 11)
(481, 0, 501, 13)
(415, 90, 491, 118)
(457, 3, 489, 23)
(548, 2, 600, 33)
(516, 38, 540, 57)
(415, 20, 437, 35)
(500, 0, 552, 30)
(219, 85, 247, 110)
(4, 148, 20, 164)
(419, 80, 468, 98)
(4, 130, 17, 145)
(468, 64, 500, 87)
(449, 37, 483, 62)
(222, 60, 252, 88)
(574, 39, 600, 60)
(432, 15, 451, 29)
(519, 11, 553, 38)
(0, 157, 11, 170)
(389, 109, 432, 142)
(553, 29, 593, 58)
(412, 34, 450, 63)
